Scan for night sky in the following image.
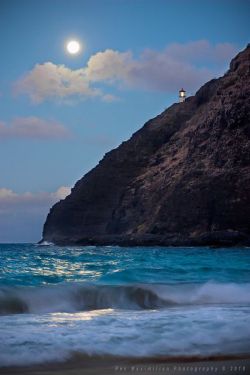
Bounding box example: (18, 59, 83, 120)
(0, 0, 249, 242)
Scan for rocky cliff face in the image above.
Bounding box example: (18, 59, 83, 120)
(42, 46, 250, 246)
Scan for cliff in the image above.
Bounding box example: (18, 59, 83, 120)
(42, 45, 250, 247)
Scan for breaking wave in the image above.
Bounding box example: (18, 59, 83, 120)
(1, 281, 250, 315)
(36, 240, 54, 246)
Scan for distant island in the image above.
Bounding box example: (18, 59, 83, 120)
(41, 45, 250, 247)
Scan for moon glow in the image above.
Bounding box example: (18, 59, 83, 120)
(66, 40, 81, 54)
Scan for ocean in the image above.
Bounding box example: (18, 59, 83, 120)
(0, 243, 250, 366)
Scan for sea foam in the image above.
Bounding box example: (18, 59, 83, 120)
(0, 305, 250, 366)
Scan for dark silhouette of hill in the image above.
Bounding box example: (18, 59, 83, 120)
(42, 45, 250, 247)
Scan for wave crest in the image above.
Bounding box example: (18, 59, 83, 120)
(1, 282, 250, 315)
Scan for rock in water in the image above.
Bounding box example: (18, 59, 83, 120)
(42, 46, 250, 247)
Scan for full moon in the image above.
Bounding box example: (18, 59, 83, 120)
(66, 40, 81, 54)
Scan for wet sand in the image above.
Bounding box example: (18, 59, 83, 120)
(0, 354, 249, 375)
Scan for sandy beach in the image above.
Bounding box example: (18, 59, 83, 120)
(0, 355, 249, 375)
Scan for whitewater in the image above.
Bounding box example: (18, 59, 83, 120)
(0, 244, 250, 366)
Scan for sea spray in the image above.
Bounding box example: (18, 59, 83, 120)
(1, 281, 250, 315)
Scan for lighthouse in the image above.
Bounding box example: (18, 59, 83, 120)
(179, 88, 186, 103)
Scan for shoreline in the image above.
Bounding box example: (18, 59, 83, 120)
(1, 354, 250, 375)
(40, 231, 250, 248)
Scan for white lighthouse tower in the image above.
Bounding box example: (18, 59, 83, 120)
(179, 88, 186, 103)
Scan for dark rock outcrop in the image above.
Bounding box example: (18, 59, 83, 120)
(42, 46, 250, 247)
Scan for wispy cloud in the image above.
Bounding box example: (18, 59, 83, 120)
(13, 41, 237, 103)
(0, 116, 70, 140)
(152, 40, 237, 64)
(0, 186, 71, 206)
(0, 186, 71, 242)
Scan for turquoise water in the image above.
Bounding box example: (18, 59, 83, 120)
(0, 244, 250, 366)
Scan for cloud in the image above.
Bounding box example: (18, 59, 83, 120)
(85, 41, 237, 92)
(0, 186, 71, 242)
(0, 116, 70, 140)
(0, 186, 71, 207)
(13, 62, 101, 103)
(152, 40, 237, 64)
(13, 41, 237, 103)
(86, 49, 133, 82)
(53, 186, 71, 200)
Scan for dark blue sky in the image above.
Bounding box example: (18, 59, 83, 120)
(0, 0, 249, 242)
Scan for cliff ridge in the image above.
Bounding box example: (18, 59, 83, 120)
(42, 45, 250, 247)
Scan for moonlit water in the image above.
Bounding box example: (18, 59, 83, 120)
(0, 244, 250, 366)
